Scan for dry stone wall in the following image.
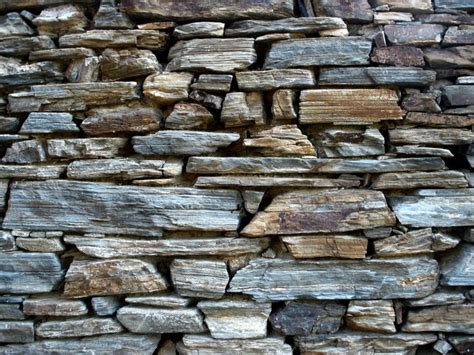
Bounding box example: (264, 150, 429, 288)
(0, 0, 472, 353)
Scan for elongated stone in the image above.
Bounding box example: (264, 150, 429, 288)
(0, 117, 20, 134)
(100, 48, 161, 81)
(37, 318, 123, 338)
(119, 0, 294, 21)
(187, 157, 445, 174)
(165, 103, 214, 130)
(0, 304, 24, 320)
(29, 47, 96, 61)
(132, 131, 240, 156)
(435, 0, 474, 10)
(2, 140, 46, 164)
(8, 82, 140, 112)
(406, 289, 466, 307)
(4, 180, 243, 235)
(318, 67, 436, 87)
(299, 89, 403, 125)
(23, 296, 88, 316)
(143, 72, 193, 105)
(0, 36, 55, 56)
(312, 0, 373, 22)
(405, 112, 474, 127)
(0, 321, 34, 343)
(221, 92, 265, 127)
(194, 176, 360, 188)
(373, 0, 433, 12)
(236, 69, 315, 91)
(404, 304, 474, 334)
(229, 257, 439, 301)
(0, 252, 63, 294)
(389, 128, 474, 146)
(282, 235, 367, 259)
(16, 237, 65, 252)
(0, 58, 63, 89)
(393, 145, 454, 158)
(59, 30, 169, 51)
(264, 37, 371, 69)
(20, 112, 79, 134)
(314, 128, 385, 157)
(424, 45, 474, 68)
(125, 294, 191, 308)
(440, 244, 474, 286)
(443, 26, 474, 45)
(272, 89, 297, 120)
(373, 228, 433, 256)
(64, 258, 168, 298)
(0, 12, 34, 37)
(167, 39, 257, 72)
(385, 24, 445, 46)
(171, 259, 229, 299)
(197, 298, 271, 339)
(32, 5, 88, 38)
(117, 306, 206, 334)
(174, 22, 224, 39)
(0, 165, 66, 179)
(47, 138, 127, 159)
(372, 171, 468, 189)
(191, 74, 233, 92)
(226, 17, 346, 37)
(443, 85, 474, 106)
(371, 46, 425, 66)
(389, 189, 474, 227)
(346, 300, 396, 334)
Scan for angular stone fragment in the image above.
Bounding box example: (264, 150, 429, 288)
(221, 92, 265, 127)
(385, 24, 444, 46)
(91, 296, 121, 316)
(389, 189, 474, 227)
(282, 235, 367, 259)
(93, 0, 134, 29)
(3, 140, 46, 164)
(143, 72, 193, 105)
(443, 26, 474, 45)
(373, 0, 433, 12)
(29, 47, 96, 61)
(406, 289, 466, 307)
(4, 180, 243, 235)
(32, 5, 88, 38)
(132, 131, 239, 156)
(443, 85, 474, 106)
(0, 231, 15, 251)
(371, 46, 425, 66)
(346, 300, 396, 333)
(296, 332, 437, 354)
(194, 176, 360, 188)
(299, 89, 402, 125)
(8, 82, 140, 112)
(59, 30, 169, 51)
(37, 318, 124, 338)
(0, 164, 66, 179)
(167, 39, 257, 72)
(0, 252, 63, 294)
(318, 67, 436, 87)
(82, 104, 161, 136)
(272, 89, 297, 120)
(229, 257, 439, 301)
(174, 22, 224, 39)
(435, 0, 474, 10)
(244, 125, 315, 156)
(311, 0, 373, 23)
(20, 112, 79, 134)
(0, 57, 63, 89)
(402, 93, 441, 114)
(373, 12, 414, 25)
(165, 103, 214, 130)
(177, 335, 292, 354)
(0, 12, 34, 37)
(117, 306, 206, 334)
(236, 69, 315, 91)
(0, 36, 55, 56)
(64, 258, 168, 298)
(0, 304, 24, 320)
(440, 244, 474, 286)
(16, 237, 65, 252)
(66, 56, 100, 83)
(389, 128, 474, 146)
(405, 112, 474, 127)
(100, 48, 160, 81)
(425, 46, 474, 68)
(264, 37, 371, 68)
(23, 296, 88, 316)
(47, 138, 127, 159)
(0, 117, 19, 134)
(171, 259, 229, 299)
(191, 74, 232, 93)
(126, 293, 191, 308)
(404, 304, 474, 334)
(372, 171, 468, 190)
(0, 321, 34, 343)
(393, 145, 454, 158)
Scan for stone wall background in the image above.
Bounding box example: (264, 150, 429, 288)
(0, 0, 472, 353)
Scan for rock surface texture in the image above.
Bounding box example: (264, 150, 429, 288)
(0, 0, 472, 353)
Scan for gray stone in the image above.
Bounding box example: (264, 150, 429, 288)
(29, 47, 97, 62)
(443, 85, 474, 106)
(389, 128, 474, 146)
(0, 12, 34, 37)
(435, 0, 474, 10)
(191, 74, 233, 92)
(385, 24, 445, 46)
(23, 296, 88, 316)
(91, 296, 122, 316)
(425, 46, 474, 69)
(0, 304, 24, 320)
(440, 244, 474, 286)
(47, 138, 127, 159)
(272, 89, 297, 120)
(236, 69, 316, 91)
(0, 36, 55, 57)
(2, 140, 46, 164)
(282, 235, 368, 259)
(371, 46, 425, 67)
(0, 117, 20, 134)
(346, 300, 396, 334)
(165, 103, 214, 130)
(37, 318, 124, 339)
(126, 293, 191, 308)
(65, 56, 100, 82)
(174, 22, 224, 39)
(15, 237, 65, 252)
(0, 231, 15, 251)
(0, 57, 63, 89)
(373, 0, 433, 13)
(0, 165, 66, 179)
(93, 0, 134, 29)
(393, 145, 454, 158)
(143, 72, 194, 105)
(443, 26, 474, 45)
(0, 322, 34, 343)
(20, 113, 79, 134)
(406, 289, 466, 307)
(372, 171, 468, 190)
(100, 48, 161, 81)
(32, 5, 88, 38)
(194, 176, 360, 188)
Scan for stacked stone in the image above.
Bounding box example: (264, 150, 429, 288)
(0, 0, 472, 353)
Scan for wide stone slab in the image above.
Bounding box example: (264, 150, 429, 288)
(3, 180, 243, 236)
(241, 189, 396, 237)
(236, 69, 316, 91)
(36, 317, 124, 338)
(282, 235, 368, 259)
(229, 257, 439, 301)
(0, 321, 34, 343)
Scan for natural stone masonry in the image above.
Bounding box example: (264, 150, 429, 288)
(0, 0, 473, 353)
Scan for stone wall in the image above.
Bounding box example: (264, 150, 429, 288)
(0, 0, 473, 353)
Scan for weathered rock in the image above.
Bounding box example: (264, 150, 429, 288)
(405, 112, 474, 127)
(296, 332, 437, 354)
(0, 252, 63, 294)
(167, 39, 257, 72)
(0, 304, 24, 320)
(132, 131, 239, 156)
(0, 164, 66, 179)
(191, 74, 233, 92)
(47, 138, 127, 159)
(120, 0, 294, 21)
(236, 69, 315, 91)
(23, 296, 87, 316)
(402, 93, 441, 113)
(264, 37, 372, 68)
(406, 289, 466, 307)
(299, 89, 402, 125)
(8, 82, 140, 112)
(373, 0, 433, 12)
(171, 259, 229, 299)
(385, 24, 445, 46)
(2, 140, 46, 164)
(443, 85, 474, 106)
(0, 36, 55, 57)
(440, 244, 473, 286)
(32, 5, 88, 38)
(0, 231, 15, 251)
(126, 293, 191, 308)
(37, 318, 123, 338)
(318, 67, 436, 87)
(373, 12, 414, 25)
(117, 306, 206, 334)
(443, 26, 474, 46)
(143, 72, 193, 105)
(404, 304, 474, 334)
(392, 145, 454, 158)
(100, 48, 160, 81)
(70, 56, 103, 83)
(371, 46, 425, 66)
(174, 22, 224, 39)
(20, 112, 79, 134)
(229, 257, 439, 301)
(82, 104, 161, 136)
(177, 334, 292, 354)
(424, 46, 474, 68)
(272, 89, 297, 120)
(16, 237, 65, 252)
(165, 103, 214, 130)
(198, 298, 271, 339)
(221, 92, 266, 127)
(374, 228, 441, 256)
(448, 335, 474, 355)
(372, 171, 468, 190)
(91, 296, 121, 316)
(93, 0, 134, 29)
(64, 258, 168, 298)
(282, 235, 368, 259)
(434, 0, 474, 10)
(389, 128, 474, 146)
(244, 125, 315, 156)
(65, 235, 269, 258)
(241, 190, 264, 214)
(0, 57, 63, 89)
(346, 300, 396, 333)
(311, 0, 373, 23)
(4, 181, 243, 235)
(389, 189, 474, 228)
(0, 12, 34, 37)
(29, 47, 96, 62)
(0, 321, 34, 343)
(187, 157, 445, 174)
(0, 117, 20, 134)
(59, 30, 169, 51)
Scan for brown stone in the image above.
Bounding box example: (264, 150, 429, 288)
(282, 235, 368, 259)
(371, 46, 425, 66)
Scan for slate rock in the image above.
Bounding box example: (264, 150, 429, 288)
(32, 5, 88, 38)
(424, 46, 474, 69)
(372, 171, 468, 190)
(443, 85, 474, 106)
(23, 296, 88, 316)
(282, 235, 368, 259)
(91, 296, 122, 316)
(2, 140, 46, 164)
(371, 46, 425, 66)
(373, 0, 433, 13)
(57, 55, 99, 82)
(16, 237, 65, 252)
(0, 164, 66, 179)
(272, 89, 297, 120)
(311, 0, 373, 23)
(389, 128, 474, 146)
(165, 103, 214, 130)
(406, 289, 466, 307)
(0, 117, 20, 134)
(221, 92, 266, 127)
(36, 317, 124, 338)
(0, 12, 34, 37)
(443, 25, 474, 45)
(125, 293, 191, 308)
(0, 57, 64, 89)
(440, 244, 474, 286)
(100, 48, 161, 81)
(236, 69, 316, 91)
(393, 145, 454, 158)
(402, 94, 441, 114)
(20, 112, 79, 134)
(93, 0, 134, 29)
(0, 231, 15, 251)
(0, 321, 34, 343)
(47, 138, 128, 159)
(346, 300, 396, 334)
(385, 24, 445, 46)
(29, 47, 97, 62)
(434, 0, 474, 10)
(0, 304, 25, 320)
(448, 335, 474, 354)
(143, 72, 194, 105)
(191, 74, 233, 92)
(174, 22, 224, 39)
(0, 36, 55, 57)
